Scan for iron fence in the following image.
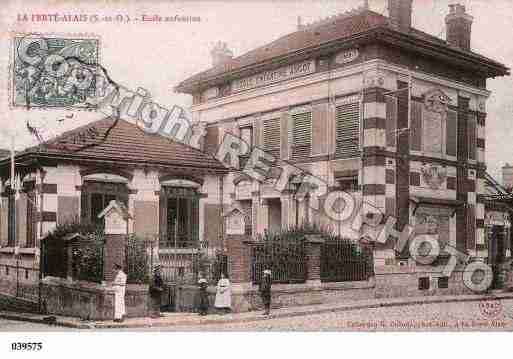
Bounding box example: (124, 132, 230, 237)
(41, 236, 104, 283)
(1, 262, 40, 301)
(251, 237, 307, 284)
(320, 238, 374, 282)
(125, 236, 151, 284)
(158, 250, 227, 285)
(41, 238, 67, 279)
(71, 239, 104, 283)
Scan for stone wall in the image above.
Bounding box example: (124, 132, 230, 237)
(0, 293, 39, 313)
(41, 277, 150, 320)
(0, 252, 39, 302)
(374, 264, 475, 298)
(231, 281, 375, 312)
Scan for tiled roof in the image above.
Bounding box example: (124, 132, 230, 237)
(176, 8, 508, 93)
(178, 9, 386, 90)
(0, 149, 10, 159)
(7, 117, 227, 172)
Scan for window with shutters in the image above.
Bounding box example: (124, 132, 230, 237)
(335, 102, 360, 158)
(423, 109, 444, 154)
(160, 186, 199, 248)
(446, 110, 457, 157)
(410, 100, 457, 158)
(240, 126, 253, 148)
(337, 176, 359, 192)
(468, 112, 477, 161)
(385, 96, 397, 148)
(239, 126, 253, 168)
(291, 111, 312, 161)
(239, 200, 253, 236)
(262, 118, 280, 159)
(7, 187, 14, 247)
(25, 181, 36, 248)
(81, 181, 129, 227)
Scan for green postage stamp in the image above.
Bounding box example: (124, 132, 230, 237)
(12, 34, 100, 110)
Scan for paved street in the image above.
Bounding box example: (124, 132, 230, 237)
(162, 299, 513, 331)
(2, 298, 513, 331)
(0, 319, 71, 331)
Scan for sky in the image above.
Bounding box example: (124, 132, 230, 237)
(1, 0, 513, 181)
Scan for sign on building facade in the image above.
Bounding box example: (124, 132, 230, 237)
(231, 60, 315, 92)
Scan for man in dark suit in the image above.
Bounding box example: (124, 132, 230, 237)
(259, 269, 272, 316)
(149, 265, 164, 318)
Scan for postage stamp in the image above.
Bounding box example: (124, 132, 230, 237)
(11, 33, 100, 110)
(478, 299, 503, 319)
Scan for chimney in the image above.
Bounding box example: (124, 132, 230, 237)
(210, 41, 233, 67)
(297, 16, 304, 31)
(388, 0, 413, 32)
(445, 4, 473, 51)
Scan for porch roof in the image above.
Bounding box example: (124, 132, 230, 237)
(0, 117, 228, 176)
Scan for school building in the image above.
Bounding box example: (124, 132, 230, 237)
(175, 0, 511, 296)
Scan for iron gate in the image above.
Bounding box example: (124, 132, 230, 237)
(251, 237, 307, 285)
(320, 239, 374, 282)
(156, 242, 228, 312)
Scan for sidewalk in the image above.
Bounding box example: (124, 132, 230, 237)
(2, 291, 513, 329)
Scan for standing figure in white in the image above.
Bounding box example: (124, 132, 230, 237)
(112, 263, 127, 322)
(214, 272, 231, 314)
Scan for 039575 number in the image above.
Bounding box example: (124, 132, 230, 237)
(11, 342, 43, 351)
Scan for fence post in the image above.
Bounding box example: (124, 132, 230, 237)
(66, 242, 73, 282)
(225, 234, 252, 284)
(100, 243, 105, 286)
(39, 240, 44, 312)
(16, 257, 20, 297)
(305, 235, 324, 287)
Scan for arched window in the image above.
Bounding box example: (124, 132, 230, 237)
(159, 179, 200, 248)
(80, 174, 129, 227)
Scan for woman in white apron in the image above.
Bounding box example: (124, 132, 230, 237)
(214, 273, 231, 314)
(113, 264, 127, 322)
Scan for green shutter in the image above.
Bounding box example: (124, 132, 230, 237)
(386, 97, 397, 148)
(468, 112, 477, 160)
(335, 103, 359, 158)
(446, 110, 457, 156)
(291, 111, 312, 161)
(280, 112, 290, 160)
(410, 101, 423, 151)
(191, 196, 199, 241)
(263, 118, 281, 159)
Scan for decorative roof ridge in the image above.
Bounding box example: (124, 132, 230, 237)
(299, 5, 369, 31)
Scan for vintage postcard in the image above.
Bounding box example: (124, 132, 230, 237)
(1, 0, 513, 354)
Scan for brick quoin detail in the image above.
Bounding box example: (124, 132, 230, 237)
(225, 234, 251, 283)
(103, 234, 127, 282)
(456, 96, 470, 252)
(395, 80, 410, 254)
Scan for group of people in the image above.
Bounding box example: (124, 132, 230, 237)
(197, 272, 233, 315)
(197, 269, 273, 316)
(111, 264, 274, 321)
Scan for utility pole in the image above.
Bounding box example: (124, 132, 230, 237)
(10, 135, 17, 249)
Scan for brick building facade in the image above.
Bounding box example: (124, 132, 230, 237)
(176, 1, 510, 295)
(0, 117, 227, 300)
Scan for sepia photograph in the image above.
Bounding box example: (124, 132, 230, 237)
(1, 0, 513, 356)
